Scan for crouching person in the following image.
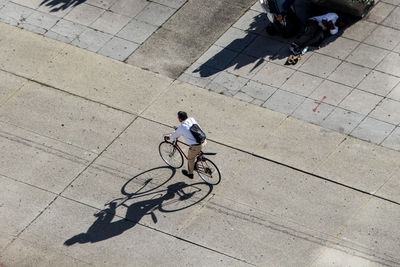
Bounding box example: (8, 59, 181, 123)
(290, 12, 343, 55)
(260, 0, 301, 38)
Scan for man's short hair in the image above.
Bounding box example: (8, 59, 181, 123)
(177, 111, 188, 121)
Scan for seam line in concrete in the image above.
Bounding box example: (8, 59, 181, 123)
(57, 194, 255, 266)
(6, 115, 140, 251)
(2, 61, 400, 207)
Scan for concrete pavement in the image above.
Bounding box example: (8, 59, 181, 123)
(0, 16, 400, 267)
(180, 0, 400, 150)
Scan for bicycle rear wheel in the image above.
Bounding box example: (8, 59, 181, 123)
(195, 157, 221, 185)
(159, 141, 184, 168)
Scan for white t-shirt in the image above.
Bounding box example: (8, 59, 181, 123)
(169, 117, 201, 145)
(311, 13, 339, 35)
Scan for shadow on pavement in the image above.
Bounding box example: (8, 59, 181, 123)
(194, 0, 359, 78)
(40, 0, 86, 12)
(64, 166, 212, 245)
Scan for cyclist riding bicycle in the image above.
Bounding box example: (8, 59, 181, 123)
(165, 111, 206, 179)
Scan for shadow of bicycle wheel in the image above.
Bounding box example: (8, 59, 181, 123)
(121, 166, 176, 196)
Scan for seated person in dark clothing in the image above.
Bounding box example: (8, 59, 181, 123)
(260, 0, 301, 38)
(290, 12, 343, 55)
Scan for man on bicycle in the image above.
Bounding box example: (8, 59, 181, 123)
(165, 111, 206, 179)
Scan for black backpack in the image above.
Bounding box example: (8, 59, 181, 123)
(190, 124, 206, 144)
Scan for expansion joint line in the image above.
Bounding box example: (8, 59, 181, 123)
(5, 116, 140, 250)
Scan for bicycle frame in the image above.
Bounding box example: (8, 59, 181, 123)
(172, 138, 190, 160)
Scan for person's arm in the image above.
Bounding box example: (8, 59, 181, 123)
(168, 126, 183, 140)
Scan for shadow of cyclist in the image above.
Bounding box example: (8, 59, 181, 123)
(64, 182, 207, 245)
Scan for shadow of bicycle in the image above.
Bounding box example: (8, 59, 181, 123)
(64, 166, 213, 245)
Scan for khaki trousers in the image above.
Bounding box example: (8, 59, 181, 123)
(187, 140, 207, 174)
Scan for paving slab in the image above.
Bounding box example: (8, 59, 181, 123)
(101, 117, 173, 170)
(90, 10, 131, 35)
(374, 168, 400, 203)
(178, 62, 221, 88)
(0, 23, 66, 78)
(314, 137, 400, 192)
(0, 69, 27, 104)
(254, 117, 345, 171)
(310, 245, 388, 267)
(309, 80, 352, 106)
(0, 120, 96, 193)
(280, 71, 323, 96)
(142, 80, 287, 152)
(71, 28, 112, 53)
(50, 19, 88, 41)
(86, 0, 118, 9)
(0, 81, 134, 153)
(357, 70, 400, 96)
(342, 20, 378, 42)
(224, 53, 267, 79)
(9, 0, 42, 9)
(33, 44, 173, 114)
(338, 89, 383, 115)
(253, 62, 295, 88)
(0, 0, 187, 67)
(366, 2, 396, 24)
(263, 89, 306, 115)
(338, 198, 400, 265)
(127, 0, 257, 78)
(351, 116, 395, 144)
(1, 238, 92, 267)
(292, 98, 335, 125)
(215, 27, 257, 52)
(24, 10, 59, 31)
(63, 3, 104, 26)
(116, 19, 158, 44)
(346, 43, 389, 69)
(97, 36, 139, 61)
(298, 53, 342, 78)
(381, 127, 400, 151)
(370, 98, 400, 125)
(135, 2, 176, 27)
(213, 146, 371, 235)
(0, 2, 35, 26)
(381, 6, 400, 29)
(0, 174, 55, 237)
(321, 107, 365, 135)
(375, 52, 400, 77)
(10, 197, 243, 266)
(328, 62, 371, 88)
(1, 8, 400, 266)
(240, 79, 277, 101)
(387, 82, 400, 101)
(364, 25, 400, 50)
(61, 159, 214, 239)
(205, 71, 249, 96)
(0, 231, 15, 253)
(109, 0, 148, 17)
(180, 197, 323, 266)
(179, 193, 386, 266)
(317, 37, 359, 60)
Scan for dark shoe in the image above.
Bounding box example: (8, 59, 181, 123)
(182, 169, 193, 179)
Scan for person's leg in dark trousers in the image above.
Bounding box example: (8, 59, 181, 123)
(295, 20, 325, 45)
(281, 9, 301, 38)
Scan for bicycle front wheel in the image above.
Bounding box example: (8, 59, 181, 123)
(159, 141, 184, 168)
(195, 157, 221, 185)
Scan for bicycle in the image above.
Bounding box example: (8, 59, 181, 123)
(159, 137, 221, 185)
